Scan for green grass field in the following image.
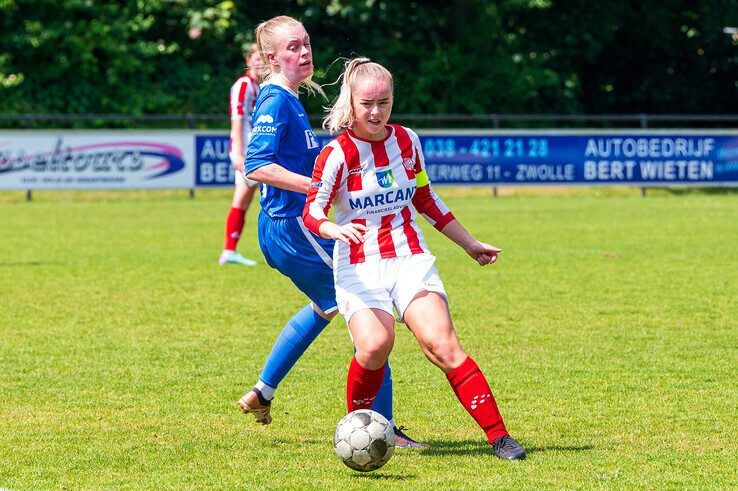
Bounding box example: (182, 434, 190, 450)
(1, 188, 736, 489)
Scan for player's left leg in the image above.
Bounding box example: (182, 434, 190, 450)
(403, 291, 525, 460)
(220, 180, 258, 266)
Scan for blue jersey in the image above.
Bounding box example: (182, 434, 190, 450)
(245, 83, 321, 218)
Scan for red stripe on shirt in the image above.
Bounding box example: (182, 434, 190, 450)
(413, 185, 455, 230)
(400, 206, 424, 254)
(325, 164, 344, 217)
(303, 146, 335, 234)
(378, 213, 397, 259)
(236, 80, 248, 116)
(371, 139, 390, 168)
(337, 132, 362, 192)
(349, 218, 367, 264)
(392, 124, 416, 180)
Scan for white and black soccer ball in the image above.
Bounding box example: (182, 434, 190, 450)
(334, 409, 395, 472)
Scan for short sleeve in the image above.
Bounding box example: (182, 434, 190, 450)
(244, 93, 288, 175)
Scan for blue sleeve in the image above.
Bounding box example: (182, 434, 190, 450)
(245, 93, 288, 175)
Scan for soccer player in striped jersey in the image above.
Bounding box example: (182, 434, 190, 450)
(236, 16, 426, 448)
(303, 58, 526, 460)
(219, 43, 263, 266)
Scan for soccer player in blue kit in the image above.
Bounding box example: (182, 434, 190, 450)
(237, 15, 426, 448)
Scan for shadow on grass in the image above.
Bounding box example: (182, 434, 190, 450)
(525, 444, 594, 455)
(662, 187, 738, 196)
(420, 440, 594, 457)
(351, 472, 418, 481)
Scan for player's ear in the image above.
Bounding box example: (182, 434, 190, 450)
(267, 53, 278, 65)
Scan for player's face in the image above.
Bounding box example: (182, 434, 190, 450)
(246, 50, 264, 79)
(351, 77, 393, 141)
(270, 24, 313, 88)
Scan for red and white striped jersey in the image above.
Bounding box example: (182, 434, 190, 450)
(229, 74, 260, 151)
(303, 124, 455, 268)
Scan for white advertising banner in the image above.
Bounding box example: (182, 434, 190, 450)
(0, 131, 195, 189)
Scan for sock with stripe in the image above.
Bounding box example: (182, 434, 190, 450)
(446, 356, 509, 444)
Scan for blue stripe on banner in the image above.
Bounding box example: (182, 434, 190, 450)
(195, 132, 738, 187)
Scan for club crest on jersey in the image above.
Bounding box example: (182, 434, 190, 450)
(305, 130, 319, 149)
(402, 157, 415, 171)
(376, 169, 395, 188)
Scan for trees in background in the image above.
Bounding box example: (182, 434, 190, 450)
(1, 0, 736, 119)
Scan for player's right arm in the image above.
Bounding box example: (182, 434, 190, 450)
(229, 78, 249, 173)
(245, 93, 311, 194)
(302, 145, 366, 244)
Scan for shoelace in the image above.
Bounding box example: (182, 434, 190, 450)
(494, 435, 512, 449)
(393, 426, 418, 441)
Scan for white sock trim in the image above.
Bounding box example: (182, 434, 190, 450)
(255, 380, 276, 400)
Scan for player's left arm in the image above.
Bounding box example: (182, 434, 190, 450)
(408, 129, 455, 231)
(438, 220, 502, 266)
(408, 129, 501, 266)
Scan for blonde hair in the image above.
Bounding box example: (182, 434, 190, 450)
(255, 16, 324, 97)
(323, 57, 393, 134)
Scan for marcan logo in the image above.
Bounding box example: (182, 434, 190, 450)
(376, 169, 395, 188)
(256, 114, 274, 124)
(402, 157, 414, 171)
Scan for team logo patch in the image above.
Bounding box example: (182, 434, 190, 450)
(402, 157, 414, 171)
(255, 114, 274, 124)
(305, 130, 319, 149)
(376, 169, 395, 188)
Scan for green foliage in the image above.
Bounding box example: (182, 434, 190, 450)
(0, 0, 736, 122)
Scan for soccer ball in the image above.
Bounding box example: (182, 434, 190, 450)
(334, 409, 395, 472)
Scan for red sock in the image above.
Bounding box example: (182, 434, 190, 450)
(346, 357, 386, 412)
(446, 356, 509, 444)
(224, 207, 246, 251)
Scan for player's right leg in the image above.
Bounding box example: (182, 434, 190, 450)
(219, 176, 258, 266)
(345, 308, 395, 413)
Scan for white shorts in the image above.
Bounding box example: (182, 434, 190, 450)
(335, 253, 447, 324)
(230, 152, 259, 188)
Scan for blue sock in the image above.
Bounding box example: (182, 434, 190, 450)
(370, 360, 394, 424)
(258, 304, 330, 389)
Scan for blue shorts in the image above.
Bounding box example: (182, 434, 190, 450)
(257, 212, 338, 314)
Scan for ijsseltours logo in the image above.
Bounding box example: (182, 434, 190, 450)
(376, 169, 395, 188)
(0, 138, 185, 180)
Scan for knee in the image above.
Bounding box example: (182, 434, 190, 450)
(424, 338, 465, 371)
(356, 332, 393, 367)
